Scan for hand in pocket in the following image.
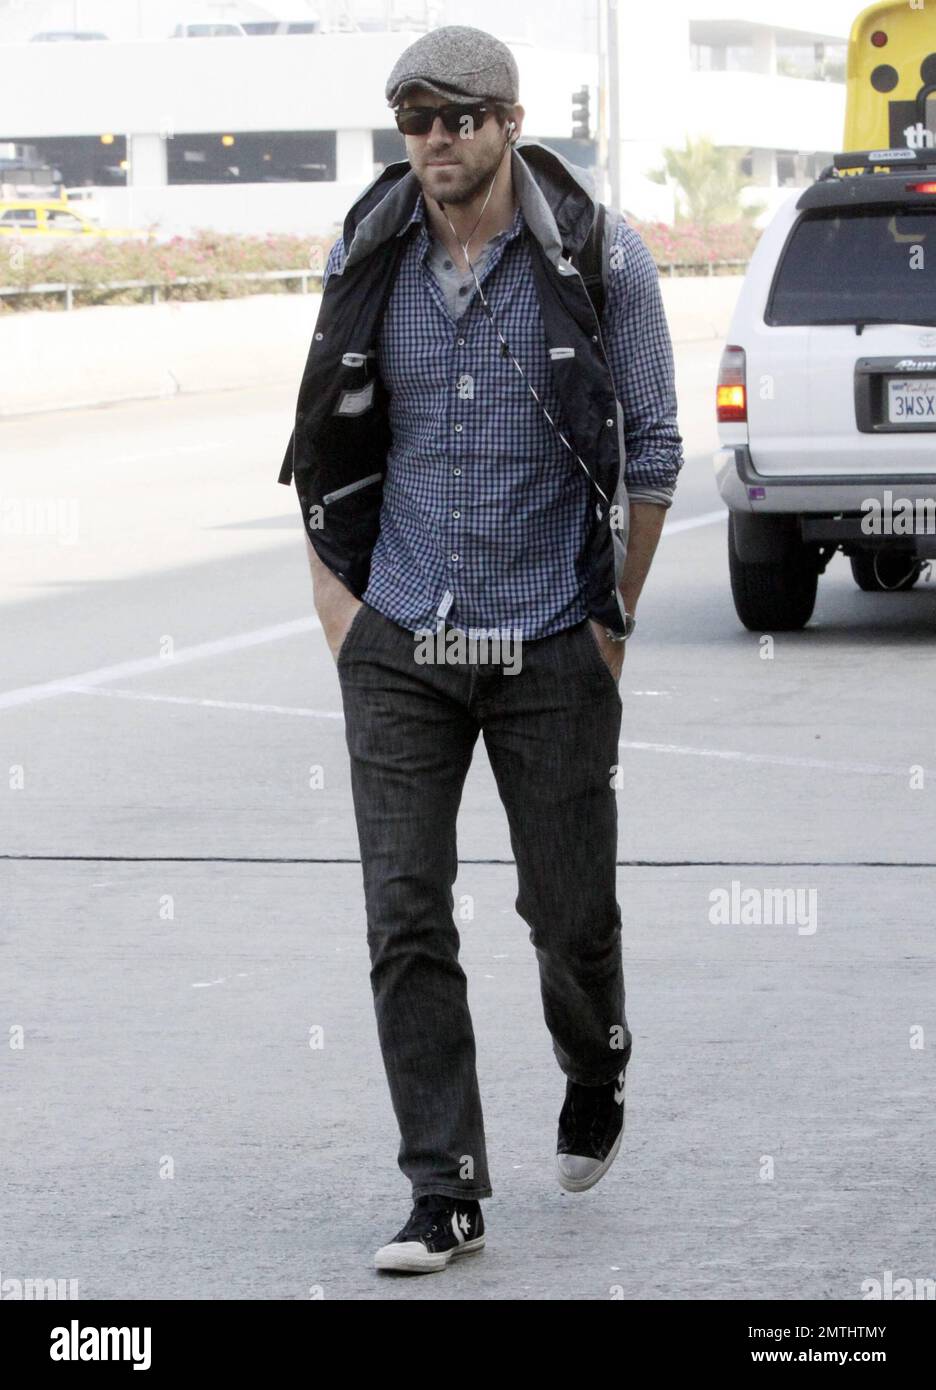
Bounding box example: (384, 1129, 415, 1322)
(588, 619, 626, 681)
(324, 597, 363, 663)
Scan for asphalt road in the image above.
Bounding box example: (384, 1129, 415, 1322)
(1, 339, 934, 1300)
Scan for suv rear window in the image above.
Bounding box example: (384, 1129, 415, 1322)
(767, 206, 936, 326)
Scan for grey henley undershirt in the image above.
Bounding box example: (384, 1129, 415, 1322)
(425, 227, 511, 319)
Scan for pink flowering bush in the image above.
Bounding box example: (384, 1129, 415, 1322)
(0, 227, 336, 312)
(0, 217, 760, 312)
(629, 217, 761, 272)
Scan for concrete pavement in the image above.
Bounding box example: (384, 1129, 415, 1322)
(1, 347, 934, 1299)
(0, 276, 742, 417)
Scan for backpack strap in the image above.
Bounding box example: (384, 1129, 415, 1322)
(573, 200, 607, 323)
(573, 201, 625, 326)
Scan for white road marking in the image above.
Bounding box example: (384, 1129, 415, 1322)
(190, 964, 286, 989)
(0, 616, 320, 711)
(112, 441, 231, 464)
(618, 739, 925, 779)
(62, 685, 928, 779)
(1, 510, 724, 713)
(66, 685, 343, 720)
(660, 509, 727, 536)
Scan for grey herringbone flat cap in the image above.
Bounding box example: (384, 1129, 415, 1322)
(385, 25, 519, 107)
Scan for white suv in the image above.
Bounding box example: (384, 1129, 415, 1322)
(715, 149, 936, 630)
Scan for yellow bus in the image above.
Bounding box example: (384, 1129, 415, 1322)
(844, 1, 936, 152)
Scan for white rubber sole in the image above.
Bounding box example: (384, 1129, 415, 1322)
(557, 1104, 625, 1193)
(374, 1235, 486, 1274)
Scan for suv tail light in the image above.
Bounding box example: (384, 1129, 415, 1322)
(717, 345, 747, 422)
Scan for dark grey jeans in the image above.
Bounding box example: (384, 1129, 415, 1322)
(336, 600, 631, 1201)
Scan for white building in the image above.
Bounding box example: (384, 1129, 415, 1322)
(0, 0, 856, 235)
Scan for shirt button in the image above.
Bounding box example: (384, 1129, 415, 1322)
(458, 286, 469, 295)
(443, 260, 453, 270)
(606, 418, 615, 427)
(453, 467, 461, 476)
(454, 423, 463, 432)
(457, 338, 465, 346)
(451, 553, 459, 562)
(452, 510, 460, 519)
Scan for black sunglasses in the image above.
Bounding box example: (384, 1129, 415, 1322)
(394, 101, 499, 137)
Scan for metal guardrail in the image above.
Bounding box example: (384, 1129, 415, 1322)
(0, 259, 750, 308)
(0, 267, 326, 309)
(659, 258, 749, 277)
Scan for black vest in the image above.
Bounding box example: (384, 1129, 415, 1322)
(277, 140, 630, 635)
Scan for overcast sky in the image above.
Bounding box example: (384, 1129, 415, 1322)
(0, 0, 870, 47)
(0, 1, 590, 46)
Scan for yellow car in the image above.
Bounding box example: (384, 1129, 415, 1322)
(0, 200, 144, 238)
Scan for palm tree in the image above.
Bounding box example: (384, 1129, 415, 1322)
(647, 136, 766, 227)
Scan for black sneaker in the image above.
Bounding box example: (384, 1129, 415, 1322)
(374, 1194, 485, 1273)
(556, 1066, 627, 1192)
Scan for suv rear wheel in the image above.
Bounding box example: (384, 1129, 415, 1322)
(849, 551, 923, 592)
(728, 513, 818, 631)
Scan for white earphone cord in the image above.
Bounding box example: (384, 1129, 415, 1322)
(437, 129, 611, 508)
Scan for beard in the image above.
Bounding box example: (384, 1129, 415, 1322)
(418, 140, 507, 206)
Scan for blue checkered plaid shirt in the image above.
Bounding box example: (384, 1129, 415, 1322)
(321, 189, 683, 640)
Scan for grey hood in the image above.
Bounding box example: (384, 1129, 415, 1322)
(340, 138, 600, 275)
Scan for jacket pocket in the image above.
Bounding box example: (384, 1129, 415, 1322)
(334, 380, 376, 416)
(322, 471, 383, 505)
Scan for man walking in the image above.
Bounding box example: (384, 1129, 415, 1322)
(278, 25, 683, 1274)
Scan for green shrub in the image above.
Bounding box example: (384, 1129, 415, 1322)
(0, 219, 759, 312)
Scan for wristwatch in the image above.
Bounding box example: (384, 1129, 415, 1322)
(604, 612, 637, 642)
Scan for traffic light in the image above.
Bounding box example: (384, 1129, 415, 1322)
(572, 86, 591, 140)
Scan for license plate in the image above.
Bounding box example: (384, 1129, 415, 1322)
(888, 377, 936, 423)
